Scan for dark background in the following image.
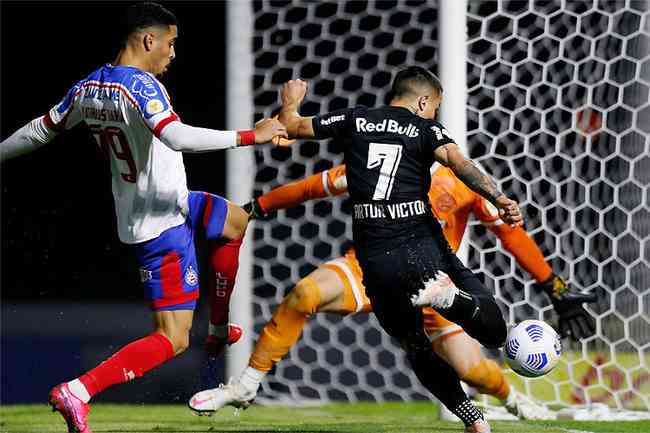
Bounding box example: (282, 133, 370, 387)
(1, 1, 228, 301)
(1, 1, 232, 404)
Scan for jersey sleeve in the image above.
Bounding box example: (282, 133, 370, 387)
(325, 164, 348, 196)
(44, 80, 84, 132)
(423, 120, 455, 151)
(473, 194, 502, 226)
(129, 73, 179, 137)
(312, 108, 354, 140)
(489, 224, 553, 283)
(257, 164, 348, 213)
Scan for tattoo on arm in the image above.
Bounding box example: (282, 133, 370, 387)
(452, 159, 504, 204)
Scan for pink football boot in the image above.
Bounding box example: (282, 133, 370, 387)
(49, 383, 92, 433)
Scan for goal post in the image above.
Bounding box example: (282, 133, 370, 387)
(227, 0, 650, 415)
(225, 0, 255, 379)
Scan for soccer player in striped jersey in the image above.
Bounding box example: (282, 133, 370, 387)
(0, 3, 286, 432)
(190, 164, 596, 421)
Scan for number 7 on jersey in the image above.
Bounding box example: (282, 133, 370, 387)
(367, 142, 403, 200)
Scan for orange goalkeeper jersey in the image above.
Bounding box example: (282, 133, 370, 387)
(257, 164, 552, 283)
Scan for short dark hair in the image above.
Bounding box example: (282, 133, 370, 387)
(119, 2, 177, 46)
(391, 66, 443, 99)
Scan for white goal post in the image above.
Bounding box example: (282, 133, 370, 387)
(227, 0, 650, 415)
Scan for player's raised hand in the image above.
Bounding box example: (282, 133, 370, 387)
(281, 79, 308, 108)
(536, 275, 597, 341)
(254, 117, 288, 144)
(242, 197, 271, 221)
(495, 195, 523, 228)
(265, 116, 296, 147)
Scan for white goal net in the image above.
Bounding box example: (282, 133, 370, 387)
(246, 0, 650, 412)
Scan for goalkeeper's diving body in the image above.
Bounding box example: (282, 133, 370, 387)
(194, 66, 526, 433)
(190, 164, 597, 422)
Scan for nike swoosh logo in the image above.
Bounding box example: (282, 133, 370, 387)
(192, 396, 213, 406)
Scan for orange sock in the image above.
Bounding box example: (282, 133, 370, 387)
(249, 277, 321, 372)
(461, 359, 510, 401)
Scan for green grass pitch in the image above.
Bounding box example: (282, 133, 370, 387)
(1, 402, 648, 433)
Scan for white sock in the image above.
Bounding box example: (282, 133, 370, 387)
(238, 367, 266, 393)
(66, 379, 91, 403)
(504, 389, 517, 407)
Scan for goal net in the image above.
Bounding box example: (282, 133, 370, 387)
(247, 0, 650, 413)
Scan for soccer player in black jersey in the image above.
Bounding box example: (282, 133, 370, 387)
(277, 67, 523, 433)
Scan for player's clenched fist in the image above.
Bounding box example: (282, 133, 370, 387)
(495, 195, 523, 228)
(254, 117, 288, 144)
(281, 79, 308, 107)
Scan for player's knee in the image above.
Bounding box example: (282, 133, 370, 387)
(157, 328, 190, 355)
(287, 278, 321, 316)
(222, 204, 248, 240)
(230, 205, 249, 238)
(169, 332, 190, 355)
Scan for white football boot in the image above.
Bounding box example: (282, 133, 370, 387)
(410, 271, 459, 308)
(503, 390, 555, 420)
(188, 379, 257, 416)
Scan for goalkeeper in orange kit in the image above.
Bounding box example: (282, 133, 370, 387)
(190, 163, 596, 419)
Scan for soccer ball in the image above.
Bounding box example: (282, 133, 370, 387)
(504, 320, 561, 378)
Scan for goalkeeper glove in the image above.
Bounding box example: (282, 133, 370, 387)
(242, 197, 270, 221)
(536, 274, 597, 341)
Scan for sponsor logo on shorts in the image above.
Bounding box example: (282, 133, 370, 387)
(139, 268, 152, 283)
(185, 266, 198, 286)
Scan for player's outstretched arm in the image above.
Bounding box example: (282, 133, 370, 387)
(158, 118, 287, 152)
(487, 224, 553, 283)
(435, 143, 523, 227)
(0, 116, 58, 162)
(278, 79, 316, 140)
(244, 165, 348, 220)
(488, 223, 597, 340)
(252, 117, 289, 145)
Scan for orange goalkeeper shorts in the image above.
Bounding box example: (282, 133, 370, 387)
(321, 248, 464, 343)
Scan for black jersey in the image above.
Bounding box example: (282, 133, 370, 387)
(312, 105, 455, 251)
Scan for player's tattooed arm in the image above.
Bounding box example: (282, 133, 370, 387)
(452, 159, 504, 204)
(279, 79, 316, 139)
(435, 143, 503, 203)
(435, 143, 523, 227)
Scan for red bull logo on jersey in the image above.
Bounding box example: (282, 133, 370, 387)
(355, 118, 419, 137)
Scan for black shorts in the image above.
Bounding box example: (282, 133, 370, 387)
(356, 229, 495, 343)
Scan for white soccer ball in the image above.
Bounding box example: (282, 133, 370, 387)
(504, 320, 562, 378)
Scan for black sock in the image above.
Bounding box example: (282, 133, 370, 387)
(451, 399, 484, 427)
(435, 292, 507, 349)
(443, 290, 480, 321)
